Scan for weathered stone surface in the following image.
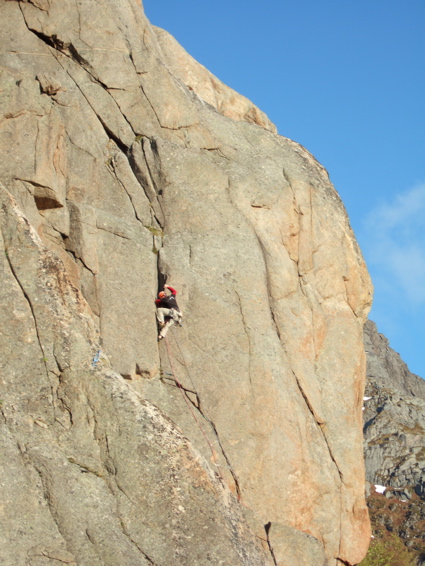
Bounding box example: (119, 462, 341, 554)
(364, 387, 425, 491)
(268, 522, 327, 566)
(153, 26, 278, 134)
(0, 1, 373, 564)
(0, 184, 272, 566)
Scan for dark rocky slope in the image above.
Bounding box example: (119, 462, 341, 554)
(364, 320, 425, 562)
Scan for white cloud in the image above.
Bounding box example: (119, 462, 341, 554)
(362, 183, 425, 304)
(371, 184, 425, 233)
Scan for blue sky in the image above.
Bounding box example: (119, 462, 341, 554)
(143, 0, 425, 378)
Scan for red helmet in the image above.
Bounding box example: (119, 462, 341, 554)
(158, 291, 166, 298)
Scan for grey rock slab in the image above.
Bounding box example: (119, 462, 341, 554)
(268, 522, 327, 566)
(0, 182, 272, 566)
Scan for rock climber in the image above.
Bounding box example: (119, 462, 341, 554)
(155, 284, 183, 341)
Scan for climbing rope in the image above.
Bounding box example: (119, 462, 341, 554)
(164, 331, 273, 517)
(163, 334, 224, 482)
(161, 325, 275, 536)
(166, 331, 253, 503)
(169, 333, 200, 403)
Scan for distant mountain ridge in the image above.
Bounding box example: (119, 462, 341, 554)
(364, 319, 425, 495)
(363, 320, 425, 560)
(364, 320, 425, 400)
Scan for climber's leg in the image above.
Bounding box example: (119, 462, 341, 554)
(158, 318, 174, 340)
(157, 307, 172, 325)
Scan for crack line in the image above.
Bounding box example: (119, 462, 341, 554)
(264, 523, 278, 566)
(166, 334, 243, 500)
(4, 245, 49, 376)
(235, 290, 253, 389)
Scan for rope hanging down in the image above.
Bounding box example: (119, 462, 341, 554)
(164, 332, 268, 516)
(164, 335, 224, 482)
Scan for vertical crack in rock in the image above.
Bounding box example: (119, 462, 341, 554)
(342, 277, 358, 318)
(253, 228, 324, 429)
(235, 290, 253, 389)
(84, 398, 135, 506)
(140, 138, 164, 197)
(65, 246, 96, 277)
(265, 289, 282, 341)
(57, 63, 130, 153)
(3, 243, 52, 380)
(281, 166, 292, 193)
(106, 156, 143, 225)
(22, 452, 77, 562)
(106, 479, 158, 564)
(160, 355, 243, 501)
(65, 134, 98, 162)
(128, 137, 165, 228)
(264, 523, 278, 566)
(56, 379, 74, 429)
(156, 255, 166, 293)
(115, 518, 159, 566)
(207, 417, 243, 501)
(317, 424, 343, 482)
(316, 426, 344, 562)
(138, 82, 162, 127)
(138, 78, 193, 132)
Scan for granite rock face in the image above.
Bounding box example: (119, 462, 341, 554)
(1, 1, 373, 565)
(152, 26, 278, 134)
(0, 186, 272, 566)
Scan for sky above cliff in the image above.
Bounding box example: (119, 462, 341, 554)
(144, 0, 425, 378)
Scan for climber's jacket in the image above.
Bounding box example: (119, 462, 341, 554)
(155, 286, 180, 312)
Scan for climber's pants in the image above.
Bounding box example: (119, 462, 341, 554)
(159, 318, 174, 338)
(156, 308, 182, 338)
(156, 308, 181, 324)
